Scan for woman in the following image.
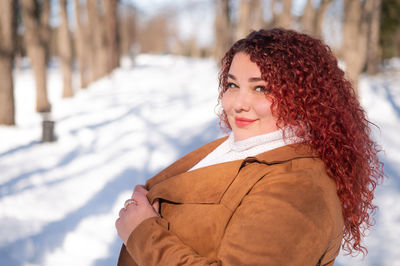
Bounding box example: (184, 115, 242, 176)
(115, 28, 384, 265)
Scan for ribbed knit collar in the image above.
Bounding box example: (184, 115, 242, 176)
(188, 127, 302, 172)
(228, 129, 291, 152)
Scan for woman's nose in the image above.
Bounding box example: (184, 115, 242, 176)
(233, 90, 251, 112)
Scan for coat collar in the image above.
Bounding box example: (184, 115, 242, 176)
(146, 137, 318, 205)
(245, 141, 318, 165)
(145, 137, 228, 190)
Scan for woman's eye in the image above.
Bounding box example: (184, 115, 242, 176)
(255, 86, 266, 93)
(227, 82, 238, 89)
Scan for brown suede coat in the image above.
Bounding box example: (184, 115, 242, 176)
(118, 137, 344, 266)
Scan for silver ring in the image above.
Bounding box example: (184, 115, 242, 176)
(124, 199, 137, 208)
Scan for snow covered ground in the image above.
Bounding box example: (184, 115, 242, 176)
(0, 54, 399, 266)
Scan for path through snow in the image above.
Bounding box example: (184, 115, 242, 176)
(0, 55, 399, 266)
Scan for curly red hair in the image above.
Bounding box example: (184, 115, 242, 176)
(218, 28, 384, 255)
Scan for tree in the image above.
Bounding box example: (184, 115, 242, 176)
(236, 0, 264, 40)
(86, 0, 108, 81)
(138, 13, 172, 54)
(119, 5, 136, 58)
(380, 0, 400, 59)
(105, 0, 119, 72)
(341, 0, 374, 94)
(302, 0, 315, 34)
(0, 0, 17, 125)
(214, 0, 233, 62)
(301, 0, 333, 38)
(275, 0, 292, 29)
(366, 0, 382, 75)
(21, 0, 51, 112)
(59, 0, 74, 98)
(315, 0, 333, 38)
(74, 0, 90, 88)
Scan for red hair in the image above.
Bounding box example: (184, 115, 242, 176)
(218, 28, 384, 255)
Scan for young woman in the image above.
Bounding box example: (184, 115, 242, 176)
(115, 28, 384, 265)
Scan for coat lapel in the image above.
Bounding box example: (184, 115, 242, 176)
(146, 142, 318, 205)
(244, 143, 318, 165)
(145, 137, 228, 190)
(147, 159, 243, 204)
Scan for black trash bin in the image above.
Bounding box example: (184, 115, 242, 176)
(42, 119, 55, 142)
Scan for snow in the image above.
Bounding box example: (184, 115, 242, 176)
(1, 54, 399, 266)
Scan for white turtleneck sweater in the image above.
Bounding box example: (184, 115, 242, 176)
(189, 128, 302, 172)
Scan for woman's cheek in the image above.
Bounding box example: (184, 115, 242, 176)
(221, 93, 231, 114)
(254, 98, 273, 117)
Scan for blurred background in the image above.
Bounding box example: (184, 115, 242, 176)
(0, 0, 399, 266)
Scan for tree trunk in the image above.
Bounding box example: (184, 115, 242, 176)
(301, 0, 332, 38)
(341, 0, 372, 95)
(105, 0, 119, 72)
(236, 0, 252, 40)
(74, 0, 90, 88)
(276, 0, 292, 29)
(59, 0, 73, 98)
(236, 0, 263, 40)
(396, 28, 400, 57)
(252, 0, 264, 31)
(0, 0, 16, 125)
(21, 0, 51, 112)
(188, 36, 202, 58)
(214, 0, 233, 62)
(366, 0, 382, 75)
(315, 0, 333, 39)
(87, 0, 108, 80)
(119, 6, 136, 57)
(301, 0, 315, 34)
(86, 0, 98, 81)
(268, 0, 278, 27)
(40, 0, 51, 64)
(138, 14, 171, 54)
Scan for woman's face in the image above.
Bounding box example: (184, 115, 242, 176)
(222, 52, 278, 141)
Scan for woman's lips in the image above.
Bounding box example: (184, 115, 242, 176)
(235, 117, 257, 127)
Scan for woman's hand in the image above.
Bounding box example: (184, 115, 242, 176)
(115, 185, 160, 245)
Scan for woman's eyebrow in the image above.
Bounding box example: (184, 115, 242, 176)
(248, 77, 264, 82)
(228, 74, 263, 82)
(227, 74, 236, 80)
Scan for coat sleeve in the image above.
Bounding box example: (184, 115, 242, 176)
(124, 173, 334, 266)
(124, 217, 220, 265)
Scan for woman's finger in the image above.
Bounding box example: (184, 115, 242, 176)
(132, 189, 148, 205)
(131, 184, 147, 198)
(135, 185, 149, 194)
(118, 207, 126, 218)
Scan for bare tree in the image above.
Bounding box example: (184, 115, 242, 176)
(0, 0, 17, 125)
(87, 0, 108, 81)
(276, 0, 292, 28)
(74, 0, 90, 88)
(59, 0, 73, 98)
(105, 0, 119, 72)
(236, 0, 263, 40)
(138, 13, 171, 54)
(314, 0, 333, 38)
(380, 0, 400, 59)
(301, 0, 315, 34)
(187, 36, 202, 58)
(21, 0, 51, 112)
(41, 0, 51, 64)
(366, 0, 382, 75)
(86, 0, 100, 81)
(341, 0, 374, 94)
(214, 0, 233, 61)
(119, 5, 136, 57)
(301, 0, 333, 38)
